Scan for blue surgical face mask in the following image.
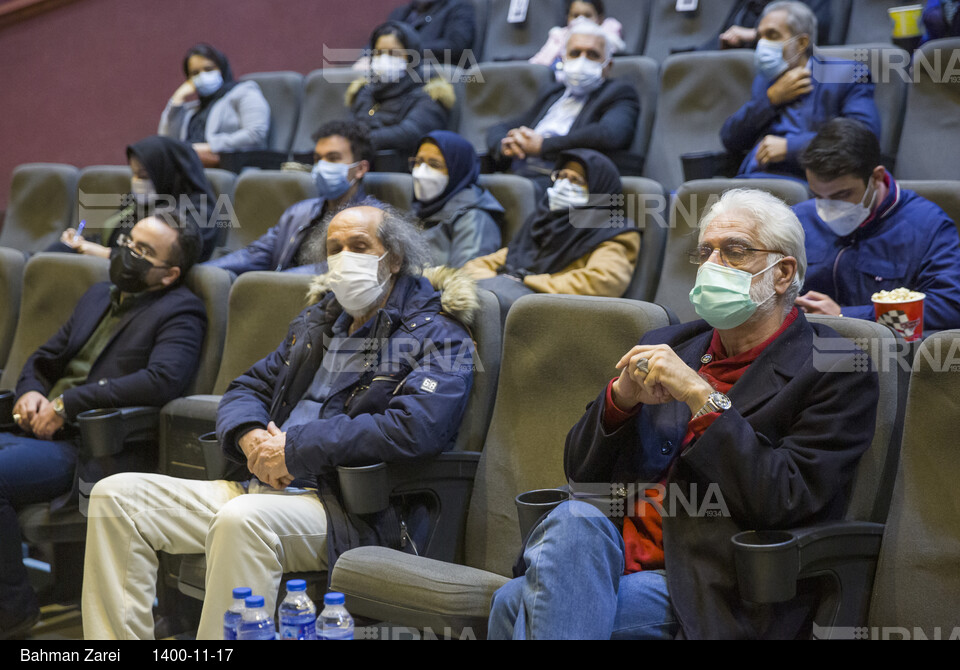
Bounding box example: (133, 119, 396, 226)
(689, 258, 782, 330)
(312, 160, 359, 200)
(192, 69, 224, 97)
(755, 38, 794, 81)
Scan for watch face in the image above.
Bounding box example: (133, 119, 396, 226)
(711, 392, 732, 411)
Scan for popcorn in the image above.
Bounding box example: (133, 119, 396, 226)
(872, 288, 924, 303)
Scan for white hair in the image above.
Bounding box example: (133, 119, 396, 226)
(763, 0, 818, 48)
(566, 16, 624, 60)
(698, 189, 807, 315)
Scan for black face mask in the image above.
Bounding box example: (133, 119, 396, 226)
(110, 246, 156, 294)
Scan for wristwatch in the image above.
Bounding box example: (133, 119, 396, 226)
(52, 395, 68, 420)
(693, 391, 731, 419)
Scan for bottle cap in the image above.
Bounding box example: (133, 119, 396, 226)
(324, 592, 346, 606)
(244, 595, 265, 608)
(233, 587, 252, 599)
(286, 579, 307, 592)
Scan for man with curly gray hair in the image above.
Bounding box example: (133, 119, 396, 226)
(82, 203, 478, 640)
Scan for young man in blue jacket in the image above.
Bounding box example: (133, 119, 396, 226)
(793, 118, 960, 332)
(721, 1, 881, 182)
(205, 120, 375, 276)
(1, 212, 206, 639)
(82, 203, 477, 640)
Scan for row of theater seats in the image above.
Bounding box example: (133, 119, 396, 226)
(3, 250, 956, 637)
(455, 0, 907, 64)
(3, 160, 960, 328)
(232, 37, 959, 188)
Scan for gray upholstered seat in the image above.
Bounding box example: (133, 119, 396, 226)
(900, 180, 960, 235)
(239, 72, 304, 154)
(0, 163, 79, 253)
(330, 295, 672, 638)
(642, 0, 739, 62)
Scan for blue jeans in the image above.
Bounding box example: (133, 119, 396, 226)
(487, 501, 680, 640)
(0, 432, 77, 618)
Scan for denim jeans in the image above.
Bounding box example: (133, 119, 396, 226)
(0, 431, 77, 618)
(487, 500, 680, 640)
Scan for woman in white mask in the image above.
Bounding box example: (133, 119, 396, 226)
(345, 22, 454, 171)
(158, 43, 270, 168)
(462, 149, 640, 317)
(410, 131, 503, 268)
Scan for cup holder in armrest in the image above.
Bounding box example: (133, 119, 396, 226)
(731, 530, 800, 603)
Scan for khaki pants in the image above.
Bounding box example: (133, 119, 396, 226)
(81, 472, 327, 640)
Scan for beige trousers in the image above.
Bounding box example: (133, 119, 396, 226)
(81, 472, 327, 640)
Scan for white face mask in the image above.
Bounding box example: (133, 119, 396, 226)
(547, 179, 589, 211)
(370, 54, 408, 84)
(326, 251, 390, 314)
(412, 163, 449, 203)
(192, 69, 224, 97)
(560, 56, 606, 95)
(816, 182, 878, 237)
(130, 177, 157, 204)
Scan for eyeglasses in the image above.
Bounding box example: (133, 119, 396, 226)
(408, 157, 446, 172)
(688, 243, 783, 268)
(116, 234, 172, 268)
(550, 170, 588, 188)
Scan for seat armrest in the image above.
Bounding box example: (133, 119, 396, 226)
(681, 151, 742, 181)
(338, 452, 481, 516)
(337, 452, 482, 563)
(731, 521, 884, 630)
(77, 406, 160, 459)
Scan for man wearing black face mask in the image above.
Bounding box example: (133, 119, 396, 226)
(206, 120, 378, 277)
(793, 118, 960, 332)
(0, 212, 206, 639)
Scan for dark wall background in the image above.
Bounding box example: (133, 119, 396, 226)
(0, 0, 408, 210)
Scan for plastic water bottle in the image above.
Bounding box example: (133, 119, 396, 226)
(223, 587, 252, 640)
(318, 592, 354, 640)
(237, 595, 276, 640)
(278, 579, 317, 640)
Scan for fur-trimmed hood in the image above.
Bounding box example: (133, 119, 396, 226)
(305, 266, 479, 327)
(345, 76, 456, 110)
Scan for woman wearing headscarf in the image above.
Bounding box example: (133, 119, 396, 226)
(412, 130, 504, 268)
(346, 21, 454, 168)
(59, 136, 220, 262)
(462, 148, 640, 309)
(158, 43, 270, 167)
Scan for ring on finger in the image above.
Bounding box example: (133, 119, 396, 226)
(635, 357, 650, 375)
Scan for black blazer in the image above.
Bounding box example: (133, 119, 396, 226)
(486, 78, 641, 173)
(16, 282, 206, 509)
(565, 313, 879, 639)
(388, 0, 476, 63)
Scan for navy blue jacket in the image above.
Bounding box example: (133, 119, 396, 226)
(216, 273, 474, 564)
(387, 0, 476, 63)
(206, 187, 372, 275)
(721, 57, 882, 180)
(565, 313, 878, 639)
(487, 78, 641, 174)
(795, 174, 960, 331)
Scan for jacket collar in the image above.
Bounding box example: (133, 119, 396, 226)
(674, 312, 813, 418)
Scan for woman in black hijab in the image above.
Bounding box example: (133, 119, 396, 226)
(158, 43, 270, 167)
(346, 21, 453, 167)
(59, 135, 220, 261)
(412, 130, 504, 267)
(463, 148, 640, 311)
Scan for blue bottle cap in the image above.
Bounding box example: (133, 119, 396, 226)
(244, 595, 265, 608)
(286, 579, 307, 591)
(233, 587, 252, 599)
(324, 592, 345, 606)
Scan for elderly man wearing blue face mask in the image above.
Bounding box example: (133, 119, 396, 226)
(205, 120, 379, 276)
(486, 18, 639, 186)
(720, 1, 881, 183)
(793, 119, 960, 331)
(488, 188, 879, 640)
